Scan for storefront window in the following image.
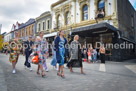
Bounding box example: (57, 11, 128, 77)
(83, 5, 88, 21)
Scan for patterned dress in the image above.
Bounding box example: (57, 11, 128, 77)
(9, 39, 22, 63)
(58, 37, 65, 66)
(51, 41, 57, 66)
(33, 36, 48, 66)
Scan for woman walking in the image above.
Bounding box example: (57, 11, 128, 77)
(51, 38, 58, 71)
(7, 31, 22, 74)
(55, 30, 67, 78)
(99, 44, 106, 64)
(34, 31, 48, 77)
(67, 35, 85, 74)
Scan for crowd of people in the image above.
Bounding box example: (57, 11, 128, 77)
(6, 30, 106, 78)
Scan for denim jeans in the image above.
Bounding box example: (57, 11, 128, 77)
(93, 54, 97, 62)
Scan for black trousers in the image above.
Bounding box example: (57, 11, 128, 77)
(24, 51, 32, 68)
(100, 53, 105, 64)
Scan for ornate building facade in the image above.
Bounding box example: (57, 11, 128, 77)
(51, 0, 136, 61)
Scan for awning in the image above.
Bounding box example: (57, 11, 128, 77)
(43, 32, 57, 38)
(72, 23, 119, 37)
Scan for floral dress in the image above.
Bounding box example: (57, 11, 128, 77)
(32, 36, 48, 65)
(9, 39, 22, 63)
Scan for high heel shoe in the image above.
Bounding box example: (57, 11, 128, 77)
(37, 71, 40, 75)
(61, 72, 65, 78)
(57, 72, 61, 76)
(42, 71, 45, 77)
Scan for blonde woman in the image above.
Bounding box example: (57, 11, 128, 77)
(67, 35, 85, 74)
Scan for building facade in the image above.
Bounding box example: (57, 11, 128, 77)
(51, 0, 136, 61)
(35, 11, 52, 36)
(23, 18, 36, 41)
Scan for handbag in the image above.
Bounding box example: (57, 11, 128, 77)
(32, 53, 39, 64)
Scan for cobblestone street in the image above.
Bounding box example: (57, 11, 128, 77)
(0, 53, 136, 91)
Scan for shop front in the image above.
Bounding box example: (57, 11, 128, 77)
(71, 22, 120, 61)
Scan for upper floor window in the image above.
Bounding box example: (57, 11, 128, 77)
(57, 15, 61, 28)
(39, 24, 41, 31)
(25, 28, 27, 36)
(22, 29, 23, 37)
(65, 12, 69, 25)
(47, 20, 50, 29)
(131, 15, 134, 28)
(83, 5, 88, 21)
(43, 22, 45, 30)
(98, 0, 105, 10)
(31, 25, 33, 35)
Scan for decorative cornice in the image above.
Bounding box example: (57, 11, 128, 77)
(51, 0, 67, 10)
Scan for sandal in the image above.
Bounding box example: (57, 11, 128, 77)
(61, 71, 65, 78)
(41, 71, 45, 77)
(37, 71, 40, 75)
(57, 71, 61, 76)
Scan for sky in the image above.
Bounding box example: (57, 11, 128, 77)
(0, 0, 136, 34)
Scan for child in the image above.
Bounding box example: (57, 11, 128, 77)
(87, 49, 91, 63)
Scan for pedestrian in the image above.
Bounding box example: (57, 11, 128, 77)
(23, 36, 34, 71)
(33, 31, 48, 77)
(67, 35, 85, 74)
(89, 46, 93, 63)
(87, 49, 91, 63)
(82, 45, 88, 62)
(99, 44, 106, 64)
(55, 30, 68, 78)
(7, 31, 22, 74)
(51, 37, 58, 71)
(93, 48, 98, 63)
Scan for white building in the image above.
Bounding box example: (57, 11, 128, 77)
(4, 32, 12, 42)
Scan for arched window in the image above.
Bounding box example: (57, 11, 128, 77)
(57, 15, 61, 27)
(82, 5, 88, 21)
(98, 0, 105, 10)
(65, 12, 69, 25)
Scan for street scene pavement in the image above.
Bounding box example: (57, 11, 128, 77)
(0, 53, 136, 91)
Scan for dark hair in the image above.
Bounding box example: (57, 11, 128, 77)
(59, 30, 63, 36)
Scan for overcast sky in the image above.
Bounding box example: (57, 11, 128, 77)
(0, 0, 136, 34)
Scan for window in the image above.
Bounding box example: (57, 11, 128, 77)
(31, 25, 33, 35)
(22, 29, 23, 37)
(25, 28, 27, 36)
(43, 22, 45, 30)
(29, 26, 31, 36)
(83, 5, 88, 21)
(65, 12, 69, 25)
(57, 15, 61, 27)
(131, 15, 134, 28)
(39, 24, 41, 31)
(47, 20, 50, 29)
(98, 0, 105, 10)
